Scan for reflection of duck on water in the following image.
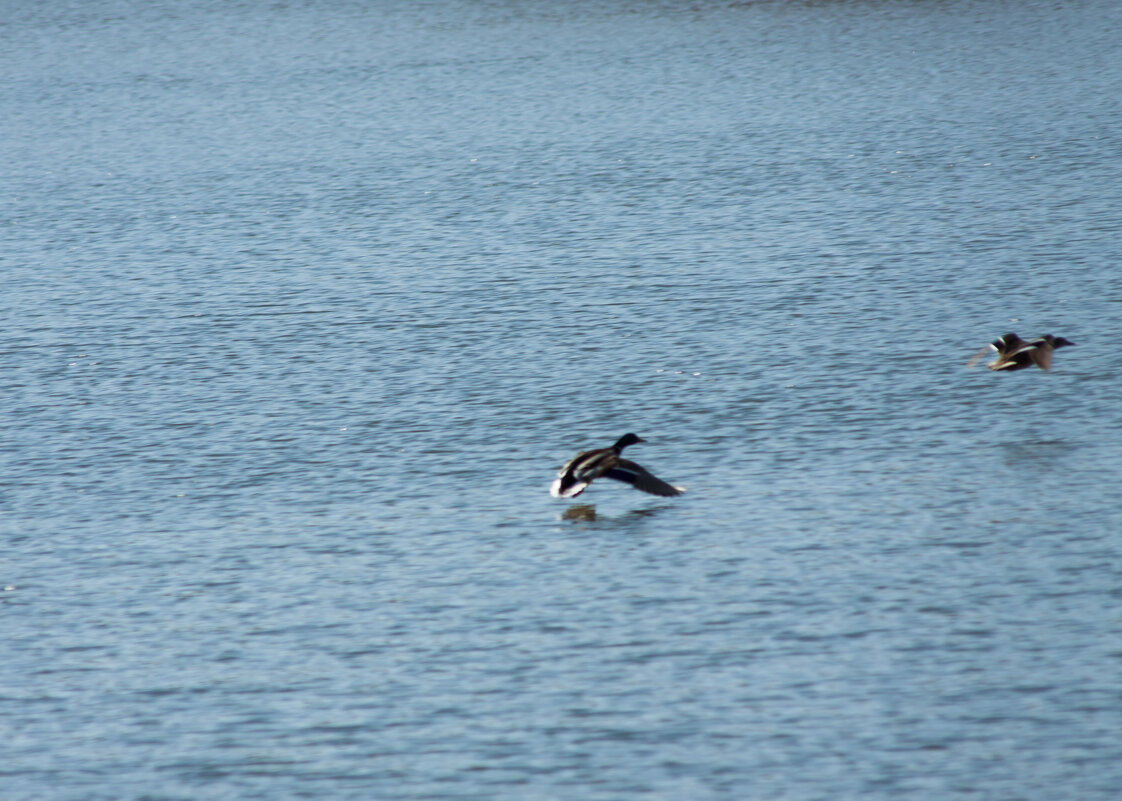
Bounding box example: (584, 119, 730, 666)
(561, 504, 597, 521)
(558, 504, 673, 524)
(550, 433, 684, 499)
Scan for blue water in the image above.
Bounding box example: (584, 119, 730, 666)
(4, 0, 1122, 798)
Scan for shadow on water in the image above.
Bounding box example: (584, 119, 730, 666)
(561, 504, 598, 522)
(557, 504, 673, 526)
(998, 438, 1078, 473)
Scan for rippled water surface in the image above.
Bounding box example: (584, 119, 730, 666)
(4, 0, 1122, 798)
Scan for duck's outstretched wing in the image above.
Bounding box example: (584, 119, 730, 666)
(965, 346, 991, 368)
(986, 342, 1035, 371)
(1029, 343, 1053, 370)
(607, 460, 685, 497)
(1009, 343, 1044, 370)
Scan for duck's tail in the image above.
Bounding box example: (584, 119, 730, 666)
(550, 475, 588, 498)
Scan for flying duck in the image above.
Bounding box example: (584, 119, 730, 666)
(550, 433, 684, 499)
(981, 332, 1075, 371)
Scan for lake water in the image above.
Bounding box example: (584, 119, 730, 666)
(3, 0, 1122, 798)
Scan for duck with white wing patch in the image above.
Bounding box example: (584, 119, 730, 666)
(975, 332, 1075, 371)
(550, 433, 685, 499)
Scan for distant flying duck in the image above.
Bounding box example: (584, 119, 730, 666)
(550, 433, 685, 499)
(980, 332, 1075, 371)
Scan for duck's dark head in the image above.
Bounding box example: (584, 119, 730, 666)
(1049, 335, 1075, 349)
(613, 433, 645, 451)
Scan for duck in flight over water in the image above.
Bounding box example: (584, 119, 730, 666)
(974, 332, 1074, 371)
(550, 433, 685, 499)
